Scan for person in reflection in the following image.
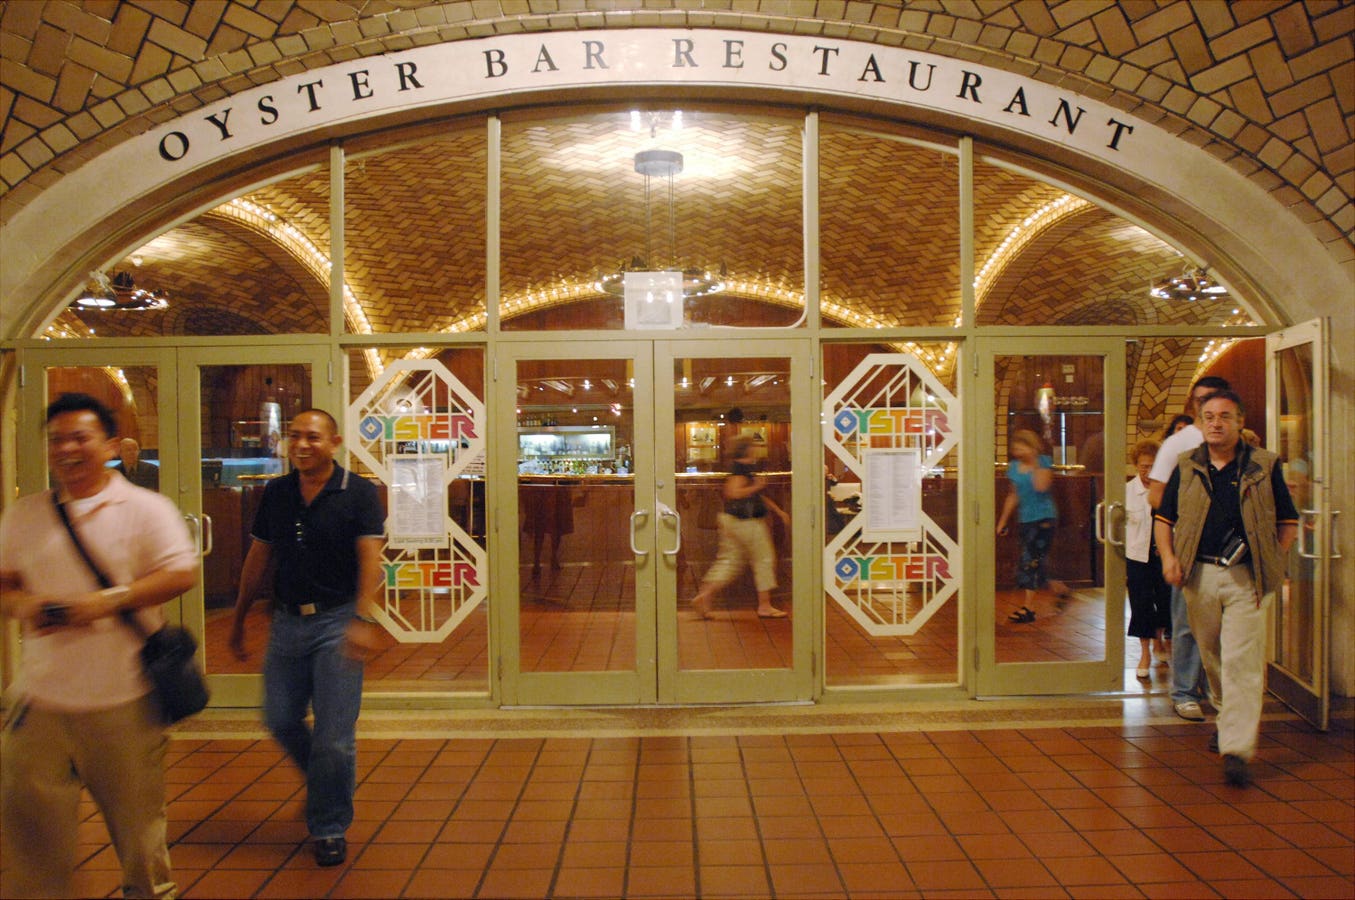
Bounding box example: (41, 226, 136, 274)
(0, 393, 198, 899)
(1154, 391, 1297, 787)
(229, 409, 386, 868)
(1147, 375, 1230, 724)
(689, 437, 790, 619)
(1125, 440, 1172, 679)
(996, 428, 1072, 624)
(113, 436, 160, 489)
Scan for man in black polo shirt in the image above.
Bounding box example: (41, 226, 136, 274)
(229, 409, 385, 866)
(1154, 391, 1297, 787)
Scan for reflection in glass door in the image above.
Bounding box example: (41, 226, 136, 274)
(1267, 319, 1332, 730)
(179, 349, 325, 707)
(502, 341, 809, 706)
(977, 339, 1126, 695)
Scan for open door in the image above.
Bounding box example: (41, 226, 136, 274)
(1266, 319, 1334, 730)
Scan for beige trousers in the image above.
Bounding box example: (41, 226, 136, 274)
(1, 695, 175, 899)
(1184, 563, 1270, 761)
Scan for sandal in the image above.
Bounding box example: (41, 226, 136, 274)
(1007, 607, 1036, 624)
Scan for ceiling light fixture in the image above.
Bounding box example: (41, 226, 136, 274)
(72, 270, 169, 311)
(595, 148, 726, 301)
(1150, 267, 1229, 302)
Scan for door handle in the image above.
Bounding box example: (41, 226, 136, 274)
(657, 501, 682, 557)
(1093, 500, 1107, 544)
(1302, 508, 1344, 560)
(630, 509, 650, 558)
(183, 513, 214, 558)
(1106, 501, 1125, 548)
(1298, 509, 1320, 559)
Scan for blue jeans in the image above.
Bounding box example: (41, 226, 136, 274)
(263, 604, 363, 840)
(1169, 585, 1205, 705)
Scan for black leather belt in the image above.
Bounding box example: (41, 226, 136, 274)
(1196, 554, 1245, 567)
(278, 601, 345, 616)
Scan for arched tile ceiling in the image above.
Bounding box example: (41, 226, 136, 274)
(56, 109, 1257, 340)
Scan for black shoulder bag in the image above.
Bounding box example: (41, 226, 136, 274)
(52, 492, 209, 724)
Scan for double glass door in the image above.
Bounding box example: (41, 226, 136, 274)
(18, 345, 329, 706)
(498, 340, 813, 705)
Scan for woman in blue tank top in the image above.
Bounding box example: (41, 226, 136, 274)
(996, 428, 1072, 623)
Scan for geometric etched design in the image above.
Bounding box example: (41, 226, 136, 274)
(823, 354, 960, 635)
(348, 360, 487, 644)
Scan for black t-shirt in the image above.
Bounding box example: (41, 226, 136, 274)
(251, 464, 385, 608)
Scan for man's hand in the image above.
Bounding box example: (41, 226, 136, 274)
(343, 617, 385, 661)
(1160, 554, 1183, 587)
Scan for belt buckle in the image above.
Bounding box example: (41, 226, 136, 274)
(298, 602, 318, 616)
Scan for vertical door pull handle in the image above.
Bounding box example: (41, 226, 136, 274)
(657, 501, 682, 556)
(630, 509, 650, 558)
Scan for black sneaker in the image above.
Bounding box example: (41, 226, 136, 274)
(1223, 754, 1252, 787)
(314, 837, 347, 867)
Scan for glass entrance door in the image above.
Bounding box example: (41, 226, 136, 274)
(499, 340, 812, 705)
(975, 338, 1127, 695)
(177, 346, 330, 707)
(1266, 319, 1333, 730)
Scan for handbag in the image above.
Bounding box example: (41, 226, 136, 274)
(51, 492, 209, 724)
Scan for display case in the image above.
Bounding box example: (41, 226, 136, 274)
(519, 425, 616, 471)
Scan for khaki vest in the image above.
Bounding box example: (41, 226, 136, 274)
(1170, 443, 1285, 599)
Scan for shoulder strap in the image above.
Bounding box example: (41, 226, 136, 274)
(50, 491, 149, 638)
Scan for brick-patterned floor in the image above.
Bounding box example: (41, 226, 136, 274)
(6, 698, 1350, 899)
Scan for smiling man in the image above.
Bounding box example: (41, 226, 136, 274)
(229, 408, 385, 868)
(0, 393, 198, 898)
(1154, 390, 1298, 787)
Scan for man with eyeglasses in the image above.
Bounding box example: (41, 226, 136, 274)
(1154, 390, 1298, 787)
(229, 408, 385, 867)
(1147, 375, 1230, 724)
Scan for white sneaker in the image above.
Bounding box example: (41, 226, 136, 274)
(1174, 700, 1205, 721)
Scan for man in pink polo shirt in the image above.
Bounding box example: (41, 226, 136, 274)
(1, 393, 198, 899)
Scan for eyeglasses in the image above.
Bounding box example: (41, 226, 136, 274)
(1201, 412, 1240, 425)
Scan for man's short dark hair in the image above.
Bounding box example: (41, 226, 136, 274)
(292, 408, 339, 435)
(1200, 389, 1246, 419)
(1193, 375, 1230, 394)
(46, 392, 117, 437)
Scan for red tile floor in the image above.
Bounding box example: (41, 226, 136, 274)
(9, 697, 1352, 899)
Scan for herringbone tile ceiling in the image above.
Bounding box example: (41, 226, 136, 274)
(59, 109, 1248, 341)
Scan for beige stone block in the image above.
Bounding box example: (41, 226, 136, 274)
(223, 4, 279, 40)
(64, 110, 100, 139)
(183, 0, 224, 39)
(1311, 5, 1352, 43)
(248, 42, 284, 67)
(1269, 74, 1333, 119)
(1206, 17, 1271, 61)
(1257, 135, 1293, 169)
(166, 66, 203, 93)
(41, 2, 112, 45)
(1132, 2, 1197, 43)
(1084, 54, 1118, 84)
(0, 117, 34, 155)
(1012, 0, 1056, 35)
(0, 57, 57, 103)
(1248, 42, 1293, 94)
(206, 24, 250, 56)
(1059, 44, 1093, 71)
(10, 94, 62, 129)
(1190, 54, 1253, 94)
(1289, 38, 1355, 82)
(115, 88, 152, 117)
(108, 4, 152, 57)
(147, 18, 208, 59)
(1168, 27, 1211, 75)
(1211, 107, 1246, 140)
(1, 0, 43, 40)
(67, 35, 134, 83)
(51, 61, 95, 113)
(1304, 97, 1348, 154)
(15, 134, 54, 169)
(0, 151, 33, 189)
(130, 42, 175, 86)
(89, 97, 125, 129)
(1110, 63, 1147, 92)
(1123, 36, 1173, 69)
(1091, 6, 1135, 57)
(1270, 2, 1318, 56)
